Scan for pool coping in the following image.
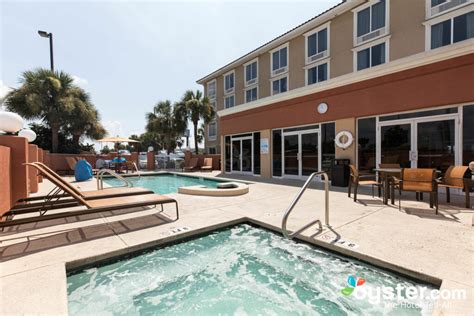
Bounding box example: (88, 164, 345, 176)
(65, 217, 442, 288)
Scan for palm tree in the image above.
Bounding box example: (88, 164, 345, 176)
(4, 68, 81, 152)
(146, 100, 186, 154)
(176, 90, 215, 154)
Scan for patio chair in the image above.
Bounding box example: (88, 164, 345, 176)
(2, 163, 178, 227)
(183, 158, 199, 172)
(65, 157, 78, 174)
(438, 166, 471, 208)
(201, 158, 213, 171)
(15, 162, 153, 211)
(348, 165, 382, 202)
(397, 168, 439, 213)
(125, 161, 138, 173)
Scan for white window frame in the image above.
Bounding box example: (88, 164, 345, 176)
(304, 58, 331, 86)
(224, 94, 235, 109)
(210, 100, 217, 110)
(352, 36, 390, 72)
(206, 79, 216, 100)
(304, 22, 331, 65)
(352, 0, 390, 47)
(245, 86, 258, 103)
(426, 0, 473, 19)
(208, 121, 217, 140)
(270, 74, 289, 96)
(423, 5, 474, 51)
(223, 70, 235, 95)
(270, 42, 289, 78)
(244, 58, 259, 87)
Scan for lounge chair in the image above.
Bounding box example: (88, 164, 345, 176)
(183, 158, 199, 172)
(348, 165, 382, 202)
(65, 157, 77, 174)
(1, 163, 178, 227)
(438, 166, 471, 208)
(397, 168, 438, 213)
(200, 158, 213, 171)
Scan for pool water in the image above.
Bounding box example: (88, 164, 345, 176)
(67, 225, 435, 315)
(104, 174, 221, 194)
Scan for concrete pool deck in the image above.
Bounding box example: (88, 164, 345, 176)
(0, 171, 472, 315)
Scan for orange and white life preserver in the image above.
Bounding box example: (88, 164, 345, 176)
(335, 131, 353, 149)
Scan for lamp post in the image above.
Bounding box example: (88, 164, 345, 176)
(38, 30, 54, 71)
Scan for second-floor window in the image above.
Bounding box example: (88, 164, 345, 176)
(357, 42, 386, 71)
(224, 72, 234, 94)
(245, 60, 258, 86)
(271, 45, 288, 76)
(307, 63, 328, 85)
(224, 95, 235, 108)
(306, 27, 328, 63)
(431, 11, 474, 49)
(272, 76, 287, 95)
(245, 87, 258, 103)
(207, 80, 216, 100)
(208, 122, 217, 139)
(355, 0, 387, 45)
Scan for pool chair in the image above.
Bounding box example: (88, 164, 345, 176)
(438, 166, 471, 208)
(201, 158, 213, 172)
(65, 156, 78, 174)
(183, 158, 199, 172)
(397, 168, 439, 213)
(348, 165, 382, 202)
(1, 163, 178, 228)
(14, 162, 154, 211)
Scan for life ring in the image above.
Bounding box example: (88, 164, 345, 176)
(335, 131, 353, 149)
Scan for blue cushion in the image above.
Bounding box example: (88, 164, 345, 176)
(75, 160, 93, 182)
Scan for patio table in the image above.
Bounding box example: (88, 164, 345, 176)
(373, 168, 401, 205)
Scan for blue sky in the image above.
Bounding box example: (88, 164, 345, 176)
(1, 0, 340, 144)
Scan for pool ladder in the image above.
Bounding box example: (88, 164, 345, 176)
(96, 169, 133, 190)
(281, 171, 330, 239)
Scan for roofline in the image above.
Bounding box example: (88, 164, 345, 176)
(196, 0, 363, 85)
(217, 40, 474, 118)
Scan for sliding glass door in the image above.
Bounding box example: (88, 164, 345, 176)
(231, 137, 253, 174)
(283, 130, 319, 178)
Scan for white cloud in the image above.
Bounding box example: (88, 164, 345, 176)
(72, 75, 88, 87)
(102, 120, 123, 137)
(0, 80, 13, 106)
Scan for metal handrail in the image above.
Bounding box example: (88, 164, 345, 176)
(281, 171, 329, 239)
(96, 169, 133, 190)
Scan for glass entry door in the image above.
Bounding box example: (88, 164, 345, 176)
(377, 115, 458, 171)
(283, 130, 319, 178)
(231, 137, 253, 173)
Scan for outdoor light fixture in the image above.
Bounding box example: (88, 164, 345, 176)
(0, 111, 24, 134)
(18, 129, 37, 143)
(37, 30, 54, 71)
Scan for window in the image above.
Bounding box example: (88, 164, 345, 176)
(307, 63, 328, 85)
(271, 45, 288, 76)
(224, 71, 234, 94)
(253, 132, 261, 175)
(321, 122, 335, 179)
(208, 122, 217, 139)
(431, 12, 474, 49)
(245, 60, 258, 86)
(357, 117, 376, 173)
(224, 95, 235, 109)
(225, 136, 231, 172)
(210, 101, 216, 110)
(357, 42, 386, 71)
(207, 80, 216, 100)
(208, 147, 217, 155)
(272, 129, 282, 177)
(354, 0, 388, 45)
(245, 87, 258, 103)
(431, 0, 447, 6)
(428, 0, 471, 18)
(272, 77, 287, 95)
(306, 26, 329, 63)
(463, 105, 474, 165)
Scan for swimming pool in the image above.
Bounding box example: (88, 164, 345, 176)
(104, 174, 222, 194)
(67, 224, 435, 315)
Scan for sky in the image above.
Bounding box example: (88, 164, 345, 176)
(1, 0, 340, 147)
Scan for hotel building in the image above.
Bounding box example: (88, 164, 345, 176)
(197, 0, 474, 179)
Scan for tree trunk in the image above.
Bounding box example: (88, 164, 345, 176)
(193, 121, 199, 155)
(51, 122, 60, 153)
(72, 134, 81, 147)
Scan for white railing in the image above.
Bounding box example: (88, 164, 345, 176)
(96, 169, 133, 190)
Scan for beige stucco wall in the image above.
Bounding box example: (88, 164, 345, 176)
(330, 10, 354, 78)
(260, 129, 272, 178)
(335, 118, 356, 164)
(259, 52, 271, 99)
(234, 67, 244, 106)
(289, 36, 306, 90)
(390, 0, 425, 61)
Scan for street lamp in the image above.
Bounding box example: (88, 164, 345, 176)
(37, 30, 54, 71)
